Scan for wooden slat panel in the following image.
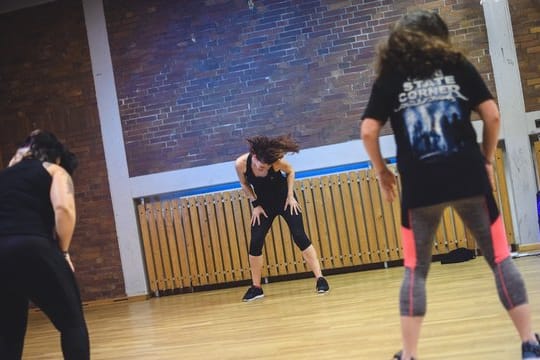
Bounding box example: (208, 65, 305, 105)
(230, 190, 250, 280)
(389, 169, 402, 260)
(205, 194, 225, 283)
(196, 196, 217, 284)
(180, 199, 200, 286)
(442, 208, 457, 252)
(135, 144, 516, 293)
(358, 170, 380, 264)
(285, 182, 304, 273)
(238, 192, 253, 280)
(311, 178, 333, 269)
(146, 203, 165, 291)
(363, 170, 383, 263)
(213, 194, 235, 283)
(274, 216, 291, 275)
(368, 169, 390, 262)
(329, 174, 353, 267)
(187, 197, 208, 285)
(393, 172, 403, 259)
(348, 171, 369, 264)
(222, 192, 242, 281)
(265, 220, 280, 277)
(379, 170, 400, 261)
(137, 203, 158, 294)
(434, 216, 447, 255)
(452, 208, 468, 249)
(162, 201, 183, 289)
(298, 179, 320, 271)
(170, 199, 192, 288)
(493, 147, 515, 244)
(534, 141, 540, 188)
(338, 173, 362, 266)
(320, 176, 341, 268)
(154, 202, 174, 290)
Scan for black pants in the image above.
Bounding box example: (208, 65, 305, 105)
(249, 204, 312, 256)
(0, 235, 89, 360)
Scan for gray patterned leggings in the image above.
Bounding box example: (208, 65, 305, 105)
(399, 194, 528, 316)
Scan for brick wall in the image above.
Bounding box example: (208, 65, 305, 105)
(0, 0, 500, 301)
(510, 0, 540, 112)
(104, 0, 494, 177)
(0, 1, 125, 301)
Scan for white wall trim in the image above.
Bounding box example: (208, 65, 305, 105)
(0, 0, 54, 14)
(482, 0, 540, 244)
(83, 0, 148, 296)
(526, 111, 540, 133)
(129, 136, 397, 198)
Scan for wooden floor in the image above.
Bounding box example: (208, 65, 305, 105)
(22, 255, 540, 359)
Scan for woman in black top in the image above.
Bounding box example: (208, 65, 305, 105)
(361, 10, 539, 360)
(0, 130, 89, 359)
(235, 135, 329, 301)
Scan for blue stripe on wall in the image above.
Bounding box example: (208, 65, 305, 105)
(152, 158, 396, 200)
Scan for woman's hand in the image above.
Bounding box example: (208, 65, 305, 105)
(251, 205, 268, 226)
(64, 252, 75, 272)
(284, 195, 301, 215)
(485, 163, 496, 191)
(376, 167, 397, 202)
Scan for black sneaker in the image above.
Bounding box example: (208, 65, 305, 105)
(316, 277, 329, 293)
(393, 350, 415, 360)
(522, 333, 540, 359)
(242, 285, 264, 302)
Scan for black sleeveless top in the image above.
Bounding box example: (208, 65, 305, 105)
(0, 158, 55, 239)
(245, 154, 288, 208)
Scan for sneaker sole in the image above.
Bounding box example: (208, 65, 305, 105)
(317, 289, 329, 294)
(242, 294, 264, 302)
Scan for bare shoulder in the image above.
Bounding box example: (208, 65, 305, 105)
(42, 162, 68, 177)
(273, 157, 292, 172)
(235, 153, 249, 172)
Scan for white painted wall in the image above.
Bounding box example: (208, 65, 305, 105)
(482, 0, 540, 245)
(129, 137, 397, 198)
(82, 0, 148, 296)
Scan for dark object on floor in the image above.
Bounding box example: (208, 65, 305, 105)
(440, 247, 476, 264)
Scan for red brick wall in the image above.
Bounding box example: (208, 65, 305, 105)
(104, 0, 494, 177)
(510, 0, 540, 112)
(0, 1, 125, 301)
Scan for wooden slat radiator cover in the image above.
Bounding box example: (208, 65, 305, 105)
(137, 148, 513, 294)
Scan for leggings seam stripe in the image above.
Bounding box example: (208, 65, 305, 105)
(496, 263, 514, 309)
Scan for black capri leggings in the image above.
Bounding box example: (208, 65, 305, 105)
(249, 203, 312, 256)
(0, 235, 89, 360)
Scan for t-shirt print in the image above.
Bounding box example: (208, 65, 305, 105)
(395, 70, 469, 162)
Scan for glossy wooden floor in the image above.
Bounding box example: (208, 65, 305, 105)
(23, 255, 540, 359)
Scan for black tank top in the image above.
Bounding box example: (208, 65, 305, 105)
(0, 158, 55, 238)
(245, 154, 288, 208)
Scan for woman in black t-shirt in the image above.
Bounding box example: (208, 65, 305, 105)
(360, 10, 539, 360)
(234, 135, 329, 301)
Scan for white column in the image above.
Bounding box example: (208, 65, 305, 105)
(482, 0, 539, 244)
(82, 0, 148, 295)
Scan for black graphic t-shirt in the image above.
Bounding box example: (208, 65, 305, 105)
(362, 60, 493, 210)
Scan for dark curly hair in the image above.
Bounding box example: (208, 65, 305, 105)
(376, 10, 465, 78)
(246, 134, 300, 164)
(22, 130, 78, 174)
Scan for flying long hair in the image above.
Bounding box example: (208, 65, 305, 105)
(375, 10, 465, 78)
(23, 130, 78, 174)
(246, 134, 300, 164)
